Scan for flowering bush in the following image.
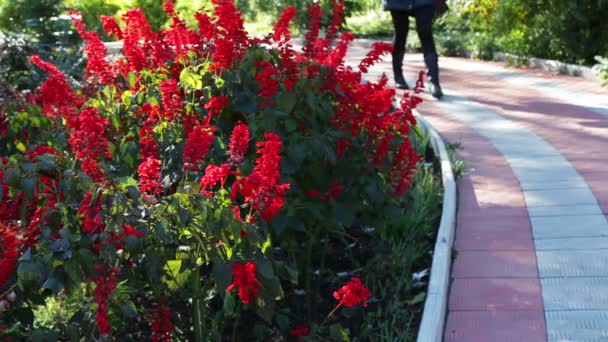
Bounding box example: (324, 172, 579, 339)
(0, 0, 423, 340)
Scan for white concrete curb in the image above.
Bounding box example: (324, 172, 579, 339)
(414, 111, 457, 342)
(493, 52, 601, 82)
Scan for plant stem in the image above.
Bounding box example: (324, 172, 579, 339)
(192, 267, 204, 342)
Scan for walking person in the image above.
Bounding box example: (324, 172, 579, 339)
(385, 0, 444, 99)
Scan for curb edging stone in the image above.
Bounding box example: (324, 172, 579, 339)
(414, 111, 457, 342)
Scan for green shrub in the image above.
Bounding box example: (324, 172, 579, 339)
(0, 1, 430, 340)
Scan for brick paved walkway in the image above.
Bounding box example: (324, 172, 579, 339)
(347, 41, 608, 341)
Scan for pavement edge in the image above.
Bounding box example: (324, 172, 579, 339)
(414, 111, 457, 342)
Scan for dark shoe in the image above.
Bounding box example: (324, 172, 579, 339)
(395, 74, 409, 89)
(392, 50, 409, 89)
(430, 81, 443, 99)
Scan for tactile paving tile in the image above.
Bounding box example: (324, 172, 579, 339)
(524, 188, 599, 207)
(530, 215, 608, 239)
(537, 250, 608, 277)
(535, 237, 608, 251)
(541, 277, 608, 310)
(528, 204, 602, 217)
(546, 310, 608, 342)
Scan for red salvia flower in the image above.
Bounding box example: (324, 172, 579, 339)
(210, 0, 249, 71)
(151, 302, 173, 342)
(226, 261, 262, 304)
(203, 96, 230, 123)
(0, 225, 19, 290)
(325, 1, 345, 45)
(323, 179, 344, 202)
(291, 326, 311, 340)
(138, 157, 163, 194)
(359, 42, 393, 73)
(183, 124, 216, 169)
(333, 277, 371, 308)
(101, 15, 123, 40)
(159, 79, 183, 119)
(195, 12, 216, 42)
(163, 0, 176, 17)
(389, 139, 420, 196)
(273, 6, 296, 43)
(303, 4, 322, 57)
(78, 190, 105, 235)
(69, 11, 114, 84)
(122, 223, 145, 238)
(199, 163, 231, 197)
(139, 121, 159, 161)
(324, 31, 355, 68)
(227, 122, 249, 167)
(66, 107, 111, 184)
(29, 55, 77, 119)
(93, 267, 119, 336)
(231, 133, 290, 222)
(254, 61, 279, 107)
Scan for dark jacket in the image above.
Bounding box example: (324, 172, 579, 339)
(384, 0, 433, 11)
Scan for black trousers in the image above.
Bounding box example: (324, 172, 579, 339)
(390, 6, 440, 83)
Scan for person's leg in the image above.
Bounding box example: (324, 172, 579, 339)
(390, 10, 410, 89)
(414, 6, 443, 98)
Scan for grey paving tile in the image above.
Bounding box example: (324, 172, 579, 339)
(541, 277, 608, 310)
(524, 188, 598, 207)
(531, 215, 608, 239)
(520, 178, 590, 191)
(514, 168, 583, 183)
(506, 155, 570, 170)
(528, 204, 602, 217)
(546, 310, 608, 342)
(537, 250, 608, 277)
(535, 237, 608, 251)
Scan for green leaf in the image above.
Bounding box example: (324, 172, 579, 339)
(276, 92, 296, 113)
(21, 177, 37, 201)
(3, 167, 21, 186)
(407, 291, 426, 306)
(16, 141, 26, 152)
(285, 118, 298, 133)
(17, 261, 45, 287)
(119, 301, 139, 318)
(162, 260, 192, 290)
(223, 291, 236, 317)
(127, 72, 137, 88)
(330, 324, 351, 341)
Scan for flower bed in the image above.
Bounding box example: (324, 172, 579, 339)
(0, 1, 441, 340)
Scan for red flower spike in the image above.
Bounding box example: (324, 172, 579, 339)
(93, 267, 119, 336)
(273, 6, 296, 43)
(199, 163, 231, 197)
(78, 190, 105, 235)
(138, 157, 163, 194)
(101, 15, 123, 40)
(226, 261, 262, 304)
(303, 4, 322, 57)
(159, 79, 183, 119)
(204, 96, 230, 123)
(183, 125, 216, 169)
(0, 225, 19, 290)
(29, 55, 77, 118)
(359, 42, 393, 73)
(69, 11, 114, 84)
(151, 302, 173, 342)
(254, 61, 279, 107)
(227, 122, 250, 167)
